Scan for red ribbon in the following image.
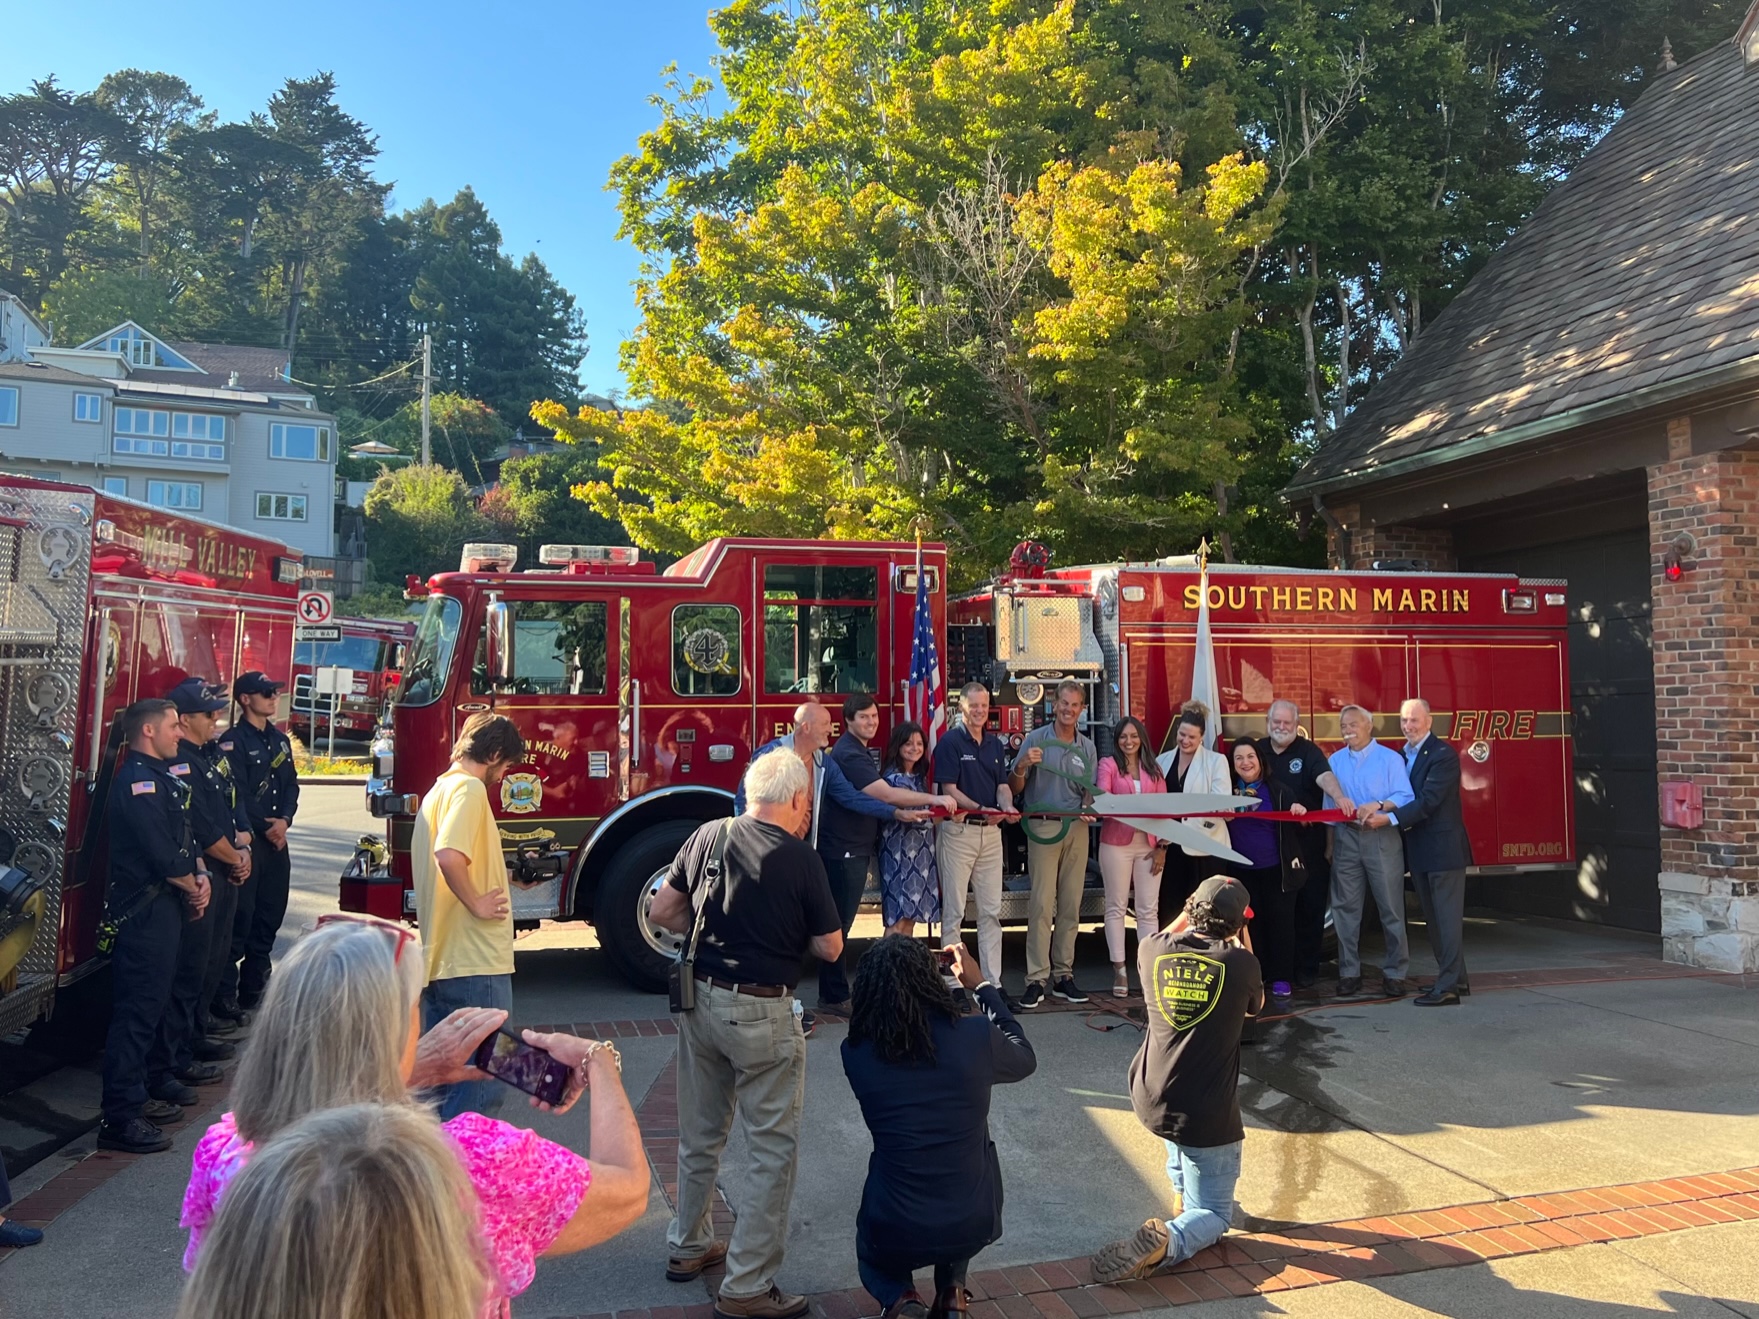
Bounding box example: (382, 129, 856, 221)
(939, 807, 1355, 825)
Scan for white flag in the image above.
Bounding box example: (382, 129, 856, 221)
(1190, 550, 1220, 750)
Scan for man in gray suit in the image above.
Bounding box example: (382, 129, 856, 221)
(1393, 699, 1473, 1006)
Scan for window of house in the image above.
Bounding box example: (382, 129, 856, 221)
(102, 476, 127, 496)
(270, 423, 331, 462)
(471, 600, 609, 697)
(672, 604, 742, 697)
(74, 393, 102, 423)
(0, 387, 17, 427)
(109, 335, 155, 367)
(114, 406, 171, 456)
(172, 413, 224, 440)
(147, 480, 201, 510)
(762, 564, 878, 694)
(256, 493, 308, 521)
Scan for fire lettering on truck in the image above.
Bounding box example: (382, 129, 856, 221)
(1182, 583, 1469, 614)
(1452, 711, 1538, 741)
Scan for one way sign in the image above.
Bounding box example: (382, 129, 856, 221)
(297, 590, 335, 625)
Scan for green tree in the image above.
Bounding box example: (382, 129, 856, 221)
(94, 70, 209, 273)
(41, 266, 181, 342)
(361, 463, 489, 586)
(477, 448, 632, 562)
(0, 78, 128, 300)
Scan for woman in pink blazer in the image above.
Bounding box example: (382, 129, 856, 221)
(1096, 717, 1166, 998)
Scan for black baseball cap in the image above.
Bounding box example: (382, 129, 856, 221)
(233, 671, 284, 698)
(169, 677, 229, 715)
(1192, 875, 1252, 927)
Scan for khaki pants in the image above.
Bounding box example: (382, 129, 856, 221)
(668, 982, 807, 1299)
(936, 820, 1004, 985)
(1026, 827, 1089, 986)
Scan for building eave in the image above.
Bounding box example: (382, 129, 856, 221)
(1286, 352, 1759, 502)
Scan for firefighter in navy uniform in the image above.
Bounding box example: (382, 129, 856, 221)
(165, 678, 253, 1078)
(220, 671, 299, 1012)
(98, 698, 210, 1155)
(191, 686, 255, 1037)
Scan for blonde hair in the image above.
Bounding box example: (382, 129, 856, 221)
(177, 1103, 486, 1319)
(229, 922, 425, 1144)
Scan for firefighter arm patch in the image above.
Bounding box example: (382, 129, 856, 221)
(131, 780, 156, 795)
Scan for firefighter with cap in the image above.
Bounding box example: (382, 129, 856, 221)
(218, 671, 299, 1012)
(167, 677, 253, 1074)
(97, 698, 210, 1154)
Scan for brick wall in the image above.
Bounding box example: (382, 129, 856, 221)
(1646, 448, 1759, 972)
(1324, 502, 1458, 571)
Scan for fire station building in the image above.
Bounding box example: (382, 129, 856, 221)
(1288, 10, 1759, 972)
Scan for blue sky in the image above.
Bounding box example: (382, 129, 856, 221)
(0, 1, 726, 398)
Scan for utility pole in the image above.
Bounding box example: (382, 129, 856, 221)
(420, 332, 432, 466)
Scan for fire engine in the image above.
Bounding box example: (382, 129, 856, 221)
(291, 614, 416, 744)
(0, 477, 303, 1034)
(346, 538, 1572, 993)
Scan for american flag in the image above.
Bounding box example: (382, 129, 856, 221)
(905, 542, 946, 752)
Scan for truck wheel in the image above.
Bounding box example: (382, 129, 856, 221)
(594, 819, 703, 993)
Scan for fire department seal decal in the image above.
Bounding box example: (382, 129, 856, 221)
(1467, 740, 1491, 764)
(1149, 951, 1227, 1032)
(682, 627, 731, 674)
(1288, 758, 1303, 774)
(501, 772, 543, 815)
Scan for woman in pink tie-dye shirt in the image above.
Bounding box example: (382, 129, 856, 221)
(180, 919, 649, 1317)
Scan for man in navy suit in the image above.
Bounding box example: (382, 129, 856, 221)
(1395, 699, 1472, 1006)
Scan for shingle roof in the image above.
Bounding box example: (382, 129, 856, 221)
(1289, 34, 1759, 495)
(134, 341, 306, 396)
(0, 361, 110, 386)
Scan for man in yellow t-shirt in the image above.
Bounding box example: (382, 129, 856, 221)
(411, 712, 527, 1119)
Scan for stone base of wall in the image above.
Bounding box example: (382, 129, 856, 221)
(1659, 871, 1759, 972)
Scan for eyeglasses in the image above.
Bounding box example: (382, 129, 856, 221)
(315, 911, 418, 966)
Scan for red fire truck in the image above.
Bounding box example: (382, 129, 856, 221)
(0, 477, 303, 1034)
(345, 539, 1572, 992)
(291, 614, 417, 745)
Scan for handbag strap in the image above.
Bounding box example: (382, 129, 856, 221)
(683, 819, 733, 965)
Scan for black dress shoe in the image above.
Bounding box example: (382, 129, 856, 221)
(1459, 984, 1471, 997)
(1335, 976, 1363, 996)
(98, 1118, 172, 1153)
(175, 1062, 224, 1085)
(142, 1098, 183, 1122)
(191, 1037, 236, 1062)
(1414, 989, 1461, 1006)
(210, 999, 251, 1026)
(1382, 978, 1407, 998)
(150, 1080, 199, 1107)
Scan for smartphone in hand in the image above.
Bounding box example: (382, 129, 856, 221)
(470, 1028, 571, 1106)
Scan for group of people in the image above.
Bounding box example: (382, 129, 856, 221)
(94, 671, 299, 1161)
(164, 709, 646, 1316)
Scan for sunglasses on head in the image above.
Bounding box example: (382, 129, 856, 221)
(315, 911, 418, 965)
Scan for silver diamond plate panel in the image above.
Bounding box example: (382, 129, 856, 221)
(0, 487, 95, 1035)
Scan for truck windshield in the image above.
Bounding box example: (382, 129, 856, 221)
(297, 635, 383, 672)
(398, 595, 462, 707)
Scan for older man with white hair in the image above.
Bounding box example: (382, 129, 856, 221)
(650, 750, 843, 1319)
(1325, 705, 1414, 998)
(1258, 699, 1353, 989)
(1393, 698, 1473, 1006)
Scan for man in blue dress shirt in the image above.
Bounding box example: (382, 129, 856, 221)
(1325, 705, 1414, 997)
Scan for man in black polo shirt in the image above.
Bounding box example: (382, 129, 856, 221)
(649, 750, 841, 1319)
(1091, 876, 1263, 1283)
(816, 693, 953, 1013)
(1257, 699, 1354, 988)
(932, 682, 1018, 986)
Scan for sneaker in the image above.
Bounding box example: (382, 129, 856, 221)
(714, 1284, 810, 1319)
(1052, 976, 1089, 1004)
(191, 1037, 236, 1062)
(1018, 982, 1046, 1010)
(174, 1062, 224, 1085)
(150, 1080, 200, 1107)
(666, 1238, 727, 1282)
(0, 1218, 44, 1247)
(142, 1098, 183, 1122)
(1270, 980, 1293, 999)
(1090, 1217, 1170, 1284)
(97, 1118, 172, 1154)
(799, 1009, 816, 1039)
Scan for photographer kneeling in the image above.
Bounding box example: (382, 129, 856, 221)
(841, 937, 1036, 1319)
(1091, 876, 1263, 1284)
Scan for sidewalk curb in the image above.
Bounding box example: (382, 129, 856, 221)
(298, 775, 370, 785)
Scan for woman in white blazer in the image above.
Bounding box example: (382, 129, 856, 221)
(1154, 702, 1231, 919)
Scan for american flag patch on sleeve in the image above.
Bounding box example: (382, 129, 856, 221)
(132, 780, 156, 795)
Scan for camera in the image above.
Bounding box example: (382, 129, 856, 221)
(937, 946, 957, 970)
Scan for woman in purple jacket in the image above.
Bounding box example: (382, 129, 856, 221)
(1226, 738, 1308, 1002)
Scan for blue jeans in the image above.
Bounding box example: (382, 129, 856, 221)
(858, 1257, 969, 1309)
(420, 973, 513, 1120)
(1163, 1139, 1242, 1263)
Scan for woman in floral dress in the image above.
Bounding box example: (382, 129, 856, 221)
(879, 721, 940, 937)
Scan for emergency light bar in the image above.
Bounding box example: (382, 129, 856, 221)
(460, 543, 519, 573)
(537, 544, 641, 566)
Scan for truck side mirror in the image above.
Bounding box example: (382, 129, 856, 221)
(484, 600, 514, 685)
